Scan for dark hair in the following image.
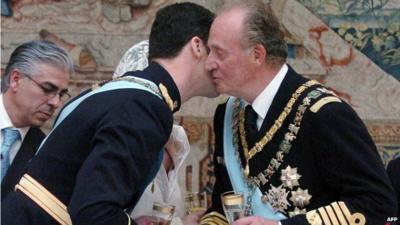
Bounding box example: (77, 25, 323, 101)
(148, 2, 214, 60)
(225, 0, 287, 66)
(1, 40, 74, 92)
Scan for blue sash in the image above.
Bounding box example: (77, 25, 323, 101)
(223, 97, 286, 220)
(37, 77, 161, 152)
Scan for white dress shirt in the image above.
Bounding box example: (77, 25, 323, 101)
(0, 94, 29, 163)
(245, 64, 288, 130)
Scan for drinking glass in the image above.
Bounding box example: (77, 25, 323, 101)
(152, 202, 175, 225)
(220, 191, 245, 223)
(184, 192, 207, 214)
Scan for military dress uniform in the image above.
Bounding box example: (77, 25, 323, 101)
(201, 66, 396, 225)
(1, 62, 180, 225)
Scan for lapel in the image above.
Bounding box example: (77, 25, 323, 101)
(258, 66, 308, 136)
(248, 66, 309, 178)
(1, 128, 45, 199)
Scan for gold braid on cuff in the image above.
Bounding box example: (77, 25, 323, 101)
(199, 212, 229, 225)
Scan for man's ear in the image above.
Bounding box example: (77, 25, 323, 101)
(252, 44, 266, 65)
(190, 36, 204, 58)
(9, 69, 23, 90)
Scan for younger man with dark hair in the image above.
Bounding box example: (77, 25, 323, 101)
(2, 2, 216, 225)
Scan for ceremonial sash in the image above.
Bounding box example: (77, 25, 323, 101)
(20, 77, 159, 224)
(223, 97, 287, 220)
(37, 77, 162, 152)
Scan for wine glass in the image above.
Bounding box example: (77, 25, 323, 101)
(152, 202, 175, 225)
(220, 191, 245, 223)
(185, 192, 208, 214)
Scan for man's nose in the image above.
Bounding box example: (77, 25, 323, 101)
(47, 94, 62, 108)
(205, 55, 217, 71)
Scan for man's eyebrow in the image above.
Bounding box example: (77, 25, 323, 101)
(41, 81, 60, 90)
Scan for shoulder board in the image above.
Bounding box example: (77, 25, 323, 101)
(310, 96, 342, 113)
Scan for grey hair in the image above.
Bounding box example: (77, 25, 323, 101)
(1, 40, 74, 92)
(221, 0, 287, 66)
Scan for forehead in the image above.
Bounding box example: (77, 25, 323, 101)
(208, 7, 247, 49)
(32, 63, 70, 84)
(33, 63, 69, 77)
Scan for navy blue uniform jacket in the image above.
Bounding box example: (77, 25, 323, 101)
(2, 63, 180, 225)
(206, 66, 396, 225)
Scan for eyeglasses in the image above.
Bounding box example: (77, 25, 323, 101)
(21, 74, 71, 101)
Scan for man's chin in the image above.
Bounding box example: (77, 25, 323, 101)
(31, 115, 49, 127)
(33, 119, 47, 127)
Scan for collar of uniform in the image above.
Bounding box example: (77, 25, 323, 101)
(246, 64, 288, 129)
(127, 62, 181, 113)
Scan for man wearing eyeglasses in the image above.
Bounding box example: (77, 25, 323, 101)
(0, 40, 73, 200)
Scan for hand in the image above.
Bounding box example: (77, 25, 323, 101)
(134, 215, 157, 225)
(231, 216, 279, 225)
(181, 211, 205, 225)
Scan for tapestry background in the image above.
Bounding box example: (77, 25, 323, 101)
(1, 0, 399, 195)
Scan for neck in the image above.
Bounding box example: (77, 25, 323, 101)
(240, 64, 282, 103)
(153, 53, 196, 103)
(3, 92, 22, 128)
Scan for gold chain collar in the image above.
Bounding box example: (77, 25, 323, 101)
(238, 80, 319, 177)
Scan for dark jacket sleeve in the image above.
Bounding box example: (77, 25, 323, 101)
(387, 157, 400, 217)
(202, 103, 233, 223)
(68, 95, 172, 225)
(199, 103, 232, 225)
(282, 101, 397, 225)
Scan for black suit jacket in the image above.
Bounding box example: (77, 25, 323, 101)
(1, 127, 45, 199)
(206, 66, 397, 225)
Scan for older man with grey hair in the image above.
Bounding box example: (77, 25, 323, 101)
(1, 40, 73, 199)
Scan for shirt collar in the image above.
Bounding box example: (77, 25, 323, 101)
(0, 94, 29, 141)
(250, 64, 288, 121)
(123, 62, 182, 113)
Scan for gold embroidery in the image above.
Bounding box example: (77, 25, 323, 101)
(15, 174, 72, 225)
(338, 202, 366, 225)
(306, 210, 323, 225)
(239, 80, 319, 177)
(200, 212, 228, 225)
(289, 188, 312, 208)
(318, 207, 332, 225)
(159, 83, 174, 111)
(126, 212, 132, 225)
(249, 88, 320, 190)
(265, 184, 291, 212)
(310, 96, 341, 113)
(351, 213, 366, 225)
(332, 202, 349, 225)
(326, 205, 340, 225)
(288, 207, 306, 217)
(281, 166, 301, 189)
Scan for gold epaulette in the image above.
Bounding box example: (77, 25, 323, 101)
(310, 96, 341, 113)
(306, 201, 366, 225)
(199, 211, 229, 225)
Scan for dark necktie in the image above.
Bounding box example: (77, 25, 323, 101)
(244, 105, 258, 147)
